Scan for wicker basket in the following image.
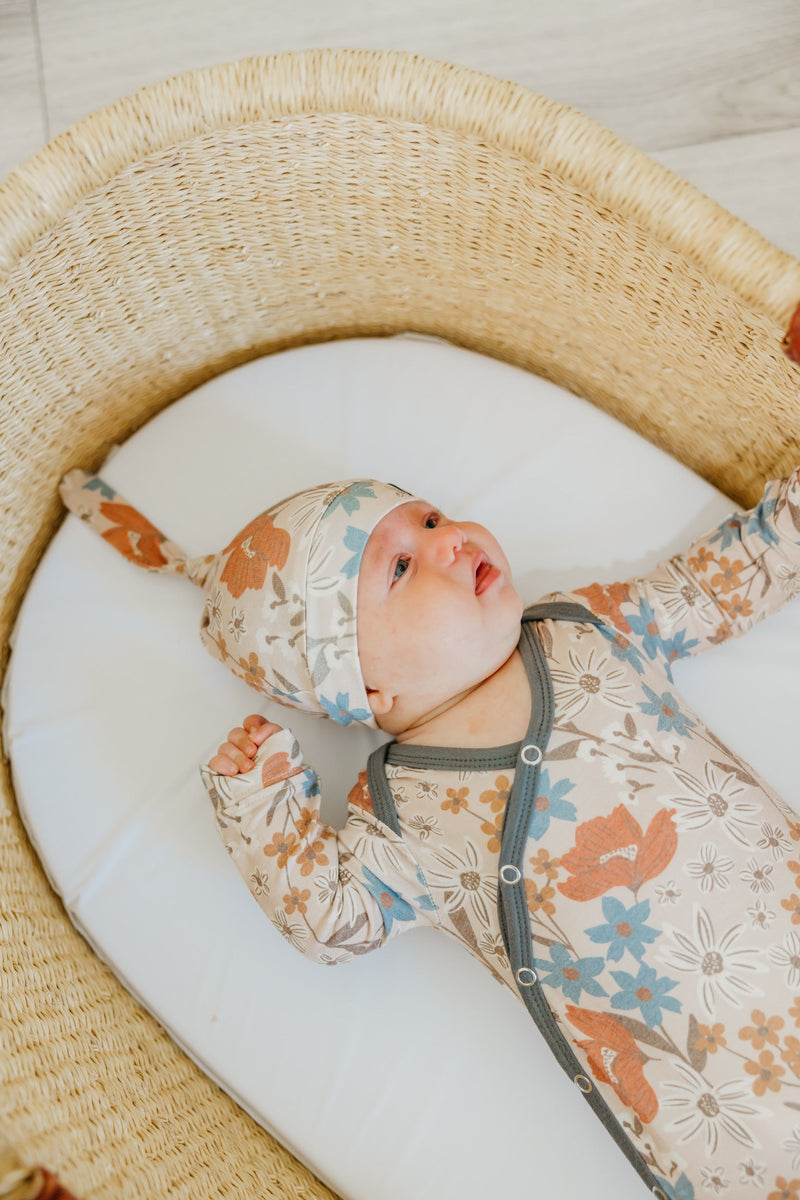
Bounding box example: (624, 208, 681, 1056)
(1, 48, 799, 1199)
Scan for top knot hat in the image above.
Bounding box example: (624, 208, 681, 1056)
(60, 471, 418, 728)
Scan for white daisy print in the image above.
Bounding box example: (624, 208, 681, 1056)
(685, 843, 735, 893)
(550, 645, 633, 719)
(659, 904, 765, 1016)
(425, 839, 498, 928)
(661, 1061, 766, 1152)
(747, 899, 775, 929)
(667, 762, 761, 846)
(783, 1128, 800, 1170)
(647, 561, 719, 627)
(228, 606, 247, 642)
(655, 879, 682, 905)
(737, 1158, 765, 1186)
(739, 858, 774, 894)
(776, 561, 800, 599)
(700, 1165, 728, 1192)
(756, 822, 792, 860)
(769, 930, 800, 988)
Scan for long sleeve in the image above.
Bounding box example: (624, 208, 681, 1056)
(567, 465, 800, 677)
(200, 729, 438, 964)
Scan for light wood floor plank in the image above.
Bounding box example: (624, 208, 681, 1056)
(653, 126, 800, 260)
(35, 0, 800, 151)
(0, 0, 47, 180)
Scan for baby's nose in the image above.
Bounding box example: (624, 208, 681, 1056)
(430, 523, 466, 565)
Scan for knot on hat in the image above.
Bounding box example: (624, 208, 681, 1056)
(60, 469, 418, 727)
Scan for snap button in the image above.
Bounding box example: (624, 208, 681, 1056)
(500, 864, 522, 884)
(573, 1073, 593, 1094)
(521, 743, 543, 766)
(515, 966, 537, 986)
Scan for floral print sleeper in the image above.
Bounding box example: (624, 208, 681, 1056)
(201, 466, 800, 1200)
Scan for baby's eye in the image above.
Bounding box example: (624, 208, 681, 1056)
(393, 555, 411, 582)
(424, 513, 440, 529)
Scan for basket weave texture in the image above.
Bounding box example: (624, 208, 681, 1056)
(1, 48, 799, 1199)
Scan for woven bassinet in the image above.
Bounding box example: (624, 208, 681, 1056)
(2, 48, 800, 1199)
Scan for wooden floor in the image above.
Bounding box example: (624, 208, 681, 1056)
(1, 0, 799, 257)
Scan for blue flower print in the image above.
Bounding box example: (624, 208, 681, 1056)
(708, 512, 746, 553)
(652, 1174, 694, 1200)
(340, 526, 368, 578)
(709, 498, 779, 553)
(609, 962, 681, 1028)
(84, 476, 115, 499)
(323, 482, 378, 518)
(637, 684, 696, 736)
(585, 896, 660, 962)
(529, 770, 577, 840)
(320, 692, 372, 725)
(361, 866, 416, 933)
(537, 943, 607, 1003)
(659, 627, 700, 672)
(597, 622, 645, 676)
(745, 492, 780, 548)
(414, 866, 437, 912)
(625, 599, 662, 661)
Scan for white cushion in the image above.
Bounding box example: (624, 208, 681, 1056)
(4, 336, 799, 1199)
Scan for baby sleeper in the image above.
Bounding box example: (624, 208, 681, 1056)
(202, 467, 800, 1199)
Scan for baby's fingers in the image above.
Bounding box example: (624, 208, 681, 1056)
(208, 749, 249, 776)
(242, 714, 283, 743)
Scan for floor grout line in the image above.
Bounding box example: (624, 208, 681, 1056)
(29, 0, 51, 145)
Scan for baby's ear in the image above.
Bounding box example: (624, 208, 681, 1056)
(366, 687, 395, 717)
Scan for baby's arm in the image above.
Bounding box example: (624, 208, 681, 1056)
(201, 716, 437, 964)
(569, 465, 800, 671)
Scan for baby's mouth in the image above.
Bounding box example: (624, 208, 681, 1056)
(474, 552, 501, 595)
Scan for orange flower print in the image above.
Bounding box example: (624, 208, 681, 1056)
(739, 1010, 784, 1050)
(530, 848, 561, 880)
(709, 620, 734, 645)
(100, 501, 170, 568)
(261, 751, 294, 787)
(790, 997, 800, 1026)
(745, 1050, 785, 1096)
(481, 812, 504, 854)
(566, 1006, 658, 1123)
(297, 839, 329, 877)
(572, 581, 631, 634)
(688, 545, 714, 574)
(347, 771, 373, 814)
(789, 824, 800, 844)
(264, 829, 299, 868)
(283, 886, 310, 914)
(525, 879, 556, 915)
(558, 804, 677, 902)
(238, 652, 266, 687)
(781, 1035, 800, 1077)
(294, 807, 319, 840)
(783, 895, 800, 924)
(709, 556, 744, 594)
(479, 775, 511, 814)
(719, 594, 754, 621)
(694, 1022, 726, 1054)
(219, 512, 291, 598)
(442, 787, 470, 814)
(212, 629, 228, 660)
(769, 1178, 800, 1200)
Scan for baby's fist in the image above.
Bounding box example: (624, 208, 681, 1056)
(208, 714, 282, 776)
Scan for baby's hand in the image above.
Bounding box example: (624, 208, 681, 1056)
(208, 714, 283, 776)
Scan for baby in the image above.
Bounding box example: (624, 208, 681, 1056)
(62, 466, 800, 1199)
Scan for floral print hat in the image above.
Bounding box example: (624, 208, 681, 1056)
(59, 470, 417, 727)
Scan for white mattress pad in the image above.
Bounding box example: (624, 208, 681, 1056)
(4, 336, 799, 1199)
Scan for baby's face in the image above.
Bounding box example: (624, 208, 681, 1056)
(356, 500, 523, 724)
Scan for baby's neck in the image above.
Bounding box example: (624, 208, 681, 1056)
(393, 648, 531, 749)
